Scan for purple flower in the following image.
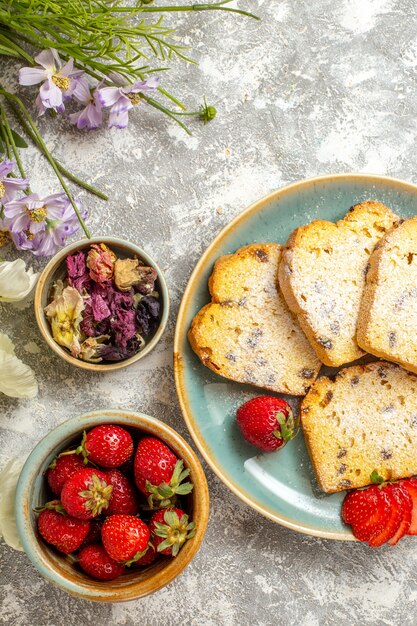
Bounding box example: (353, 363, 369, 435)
(66, 251, 91, 293)
(19, 48, 87, 115)
(136, 296, 161, 336)
(0, 160, 28, 206)
(111, 308, 137, 347)
(98, 76, 160, 129)
(4, 193, 87, 257)
(69, 80, 103, 130)
(97, 337, 143, 362)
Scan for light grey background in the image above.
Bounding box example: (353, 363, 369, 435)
(2, 0, 417, 624)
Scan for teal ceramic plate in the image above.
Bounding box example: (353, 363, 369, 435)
(174, 173, 417, 540)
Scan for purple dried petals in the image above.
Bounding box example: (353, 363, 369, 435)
(91, 292, 111, 322)
(111, 308, 137, 347)
(136, 296, 161, 336)
(47, 243, 161, 362)
(66, 251, 91, 293)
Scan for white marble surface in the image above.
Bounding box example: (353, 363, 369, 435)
(2, 1, 417, 624)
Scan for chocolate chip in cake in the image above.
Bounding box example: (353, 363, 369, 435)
(317, 337, 333, 350)
(244, 369, 257, 384)
(255, 356, 267, 367)
(225, 352, 237, 362)
(255, 249, 269, 262)
(337, 448, 347, 459)
(350, 376, 359, 387)
(339, 479, 351, 488)
(266, 374, 276, 386)
(377, 366, 387, 379)
(247, 328, 262, 348)
(320, 391, 333, 408)
(299, 368, 315, 379)
(329, 321, 340, 335)
(238, 297, 247, 307)
(381, 449, 393, 460)
(389, 331, 397, 349)
(337, 464, 347, 475)
(410, 416, 417, 428)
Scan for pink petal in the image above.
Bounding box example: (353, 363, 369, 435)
(18, 67, 48, 86)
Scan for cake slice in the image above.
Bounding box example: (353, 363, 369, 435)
(301, 361, 417, 493)
(188, 243, 321, 396)
(357, 216, 417, 373)
(278, 201, 399, 367)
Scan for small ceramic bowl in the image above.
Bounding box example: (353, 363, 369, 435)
(34, 237, 169, 371)
(15, 410, 210, 602)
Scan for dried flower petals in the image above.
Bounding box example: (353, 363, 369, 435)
(114, 258, 157, 293)
(45, 244, 161, 362)
(44, 285, 85, 357)
(87, 243, 116, 284)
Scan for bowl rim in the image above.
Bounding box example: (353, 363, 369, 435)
(174, 172, 417, 540)
(34, 236, 170, 371)
(15, 409, 210, 602)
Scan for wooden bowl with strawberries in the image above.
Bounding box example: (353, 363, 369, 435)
(14, 410, 209, 602)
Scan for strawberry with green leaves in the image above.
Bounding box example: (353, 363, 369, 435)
(61, 468, 113, 519)
(134, 437, 193, 509)
(236, 396, 298, 452)
(76, 425, 134, 468)
(101, 514, 150, 563)
(37, 501, 90, 554)
(149, 507, 196, 556)
(78, 544, 126, 580)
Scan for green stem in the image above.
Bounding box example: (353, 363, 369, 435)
(0, 89, 90, 238)
(0, 120, 11, 159)
(8, 100, 108, 200)
(0, 103, 27, 181)
(140, 94, 192, 135)
(116, 2, 260, 20)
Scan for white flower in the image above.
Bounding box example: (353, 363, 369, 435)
(0, 458, 24, 551)
(0, 259, 38, 302)
(0, 334, 38, 398)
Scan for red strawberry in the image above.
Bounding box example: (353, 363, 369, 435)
(149, 507, 195, 557)
(134, 437, 193, 508)
(368, 484, 409, 547)
(342, 485, 387, 526)
(236, 396, 298, 452)
(101, 514, 150, 563)
(402, 478, 417, 535)
(61, 468, 112, 519)
(342, 485, 392, 543)
(132, 543, 157, 567)
(37, 501, 90, 554)
(389, 487, 412, 546)
(77, 425, 134, 468)
(78, 544, 126, 581)
(46, 454, 85, 496)
(106, 469, 139, 516)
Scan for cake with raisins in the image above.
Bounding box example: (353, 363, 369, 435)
(278, 201, 399, 367)
(188, 243, 321, 396)
(301, 361, 417, 493)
